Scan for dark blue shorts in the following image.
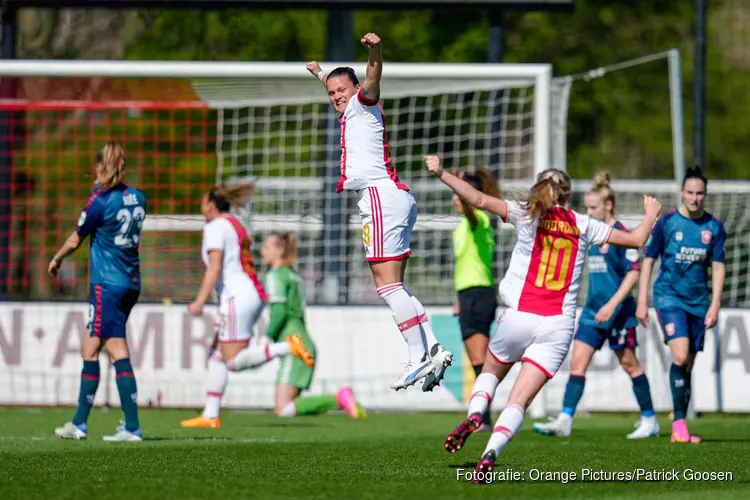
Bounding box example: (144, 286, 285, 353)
(88, 283, 140, 338)
(575, 323, 638, 351)
(656, 307, 705, 353)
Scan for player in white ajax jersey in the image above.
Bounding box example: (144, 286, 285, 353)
(306, 33, 453, 392)
(181, 183, 313, 429)
(424, 155, 662, 482)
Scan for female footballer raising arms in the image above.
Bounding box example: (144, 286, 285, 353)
(306, 33, 452, 391)
(425, 155, 662, 481)
(533, 173, 658, 439)
(636, 165, 726, 443)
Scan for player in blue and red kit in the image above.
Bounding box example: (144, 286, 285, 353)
(49, 142, 147, 442)
(636, 165, 726, 443)
(534, 173, 658, 439)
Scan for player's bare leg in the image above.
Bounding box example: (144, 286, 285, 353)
(182, 341, 247, 429)
(55, 330, 102, 440)
(617, 348, 659, 439)
(470, 362, 548, 484)
(446, 354, 513, 453)
(533, 340, 594, 437)
(372, 258, 451, 390)
(668, 339, 699, 443)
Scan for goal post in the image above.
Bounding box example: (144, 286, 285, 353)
(0, 59, 555, 306)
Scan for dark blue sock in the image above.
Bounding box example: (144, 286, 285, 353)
(72, 361, 100, 428)
(561, 375, 586, 416)
(631, 373, 655, 418)
(684, 370, 693, 414)
(114, 359, 140, 432)
(669, 363, 688, 421)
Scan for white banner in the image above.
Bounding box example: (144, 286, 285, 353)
(0, 302, 748, 413)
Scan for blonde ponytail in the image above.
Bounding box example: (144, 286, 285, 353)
(523, 168, 571, 219)
(97, 141, 126, 189)
(590, 171, 616, 213)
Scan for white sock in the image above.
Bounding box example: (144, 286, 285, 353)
(483, 402, 526, 457)
(377, 282, 426, 362)
(227, 341, 291, 371)
(467, 373, 499, 416)
(278, 401, 297, 418)
(409, 294, 440, 351)
(202, 351, 228, 419)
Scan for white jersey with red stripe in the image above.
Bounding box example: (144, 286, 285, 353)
(337, 89, 409, 193)
(498, 200, 613, 320)
(201, 215, 267, 304)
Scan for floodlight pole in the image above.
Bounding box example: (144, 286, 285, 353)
(0, 5, 17, 296)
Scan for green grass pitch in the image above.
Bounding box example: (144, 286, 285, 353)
(0, 408, 747, 499)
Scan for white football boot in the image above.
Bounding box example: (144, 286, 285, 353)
(627, 417, 660, 439)
(421, 344, 454, 392)
(532, 413, 572, 437)
(103, 422, 142, 442)
(54, 422, 87, 440)
(390, 359, 435, 391)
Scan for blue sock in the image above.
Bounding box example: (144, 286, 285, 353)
(72, 360, 100, 428)
(684, 370, 693, 414)
(669, 363, 688, 421)
(631, 373, 655, 418)
(114, 359, 140, 433)
(561, 375, 586, 417)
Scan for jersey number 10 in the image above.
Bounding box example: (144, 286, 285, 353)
(534, 234, 574, 292)
(115, 207, 145, 248)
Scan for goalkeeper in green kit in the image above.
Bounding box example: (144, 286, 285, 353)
(230, 231, 366, 419)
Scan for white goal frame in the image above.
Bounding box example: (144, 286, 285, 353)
(0, 59, 554, 180)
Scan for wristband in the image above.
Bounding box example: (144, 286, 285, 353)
(317, 70, 326, 81)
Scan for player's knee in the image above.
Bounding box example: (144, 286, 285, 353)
(671, 351, 689, 366)
(619, 357, 642, 377)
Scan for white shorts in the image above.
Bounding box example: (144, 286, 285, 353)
(488, 308, 575, 378)
(357, 186, 417, 262)
(217, 293, 264, 343)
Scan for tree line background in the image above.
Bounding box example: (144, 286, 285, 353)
(14, 0, 750, 178)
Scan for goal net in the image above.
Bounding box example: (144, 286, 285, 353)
(1, 58, 748, 414)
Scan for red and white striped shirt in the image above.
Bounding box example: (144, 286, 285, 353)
(337, 89, 409, 193)
(201, 215, 267, 302)
(498, 200, 612, 319)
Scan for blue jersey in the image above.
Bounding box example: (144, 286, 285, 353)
(645, 209, 726, 317)
(580, 221, 640, 330)
(76, 183, 147, 290)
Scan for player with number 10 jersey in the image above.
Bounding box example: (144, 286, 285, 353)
(425, 155, 662, 481)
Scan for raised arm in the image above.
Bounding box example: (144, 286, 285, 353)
(306, 61, 328, 87)
(606, 195, 662, 249)
(424, 155, 508, 220)
(360, 33, 382, 101)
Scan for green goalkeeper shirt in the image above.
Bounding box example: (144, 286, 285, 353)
(264, 265, 307, 341)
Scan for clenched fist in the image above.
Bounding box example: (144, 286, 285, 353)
(361, 33, 381, 50)
(306, 61, 322, 76)
(424, 155, 443, 177)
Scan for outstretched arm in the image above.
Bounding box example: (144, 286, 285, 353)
(424, 155, 508, 220)
(606, 195, 662, 248)
(360, 33, 382, 101)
